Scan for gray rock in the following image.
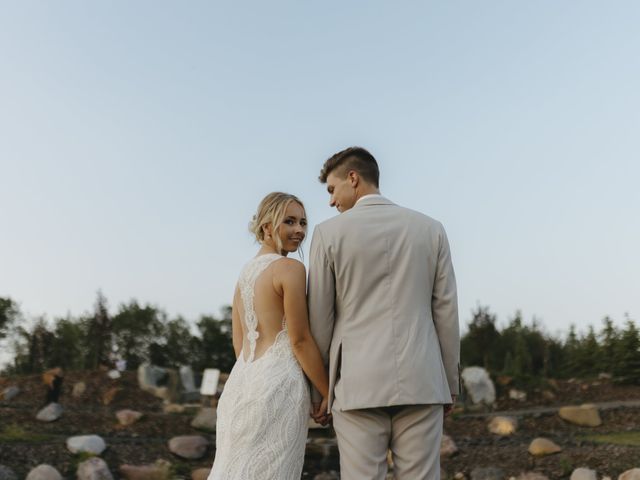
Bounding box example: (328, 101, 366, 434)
(168, 435, 208, 459)
(470, 467, 505, 480)
(66, 434, 107, 455)
(77, 457, 114, 480)
(570, 468, 597, 480)
(25, 465, 63, 480)
(0, 465, 18, 480)
(180, 366, 196, 392)
(36, 403, 63, 422)
(137, 363, 179, 402)
(461, 367, 496, 405)
(1, 386, 20, 401)
(191, 408, 217, 431)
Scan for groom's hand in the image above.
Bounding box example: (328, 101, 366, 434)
(311, 399, 331, 426)
(443, 394, 457, 417)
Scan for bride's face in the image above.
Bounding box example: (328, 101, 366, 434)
(275, 201, 307, 252)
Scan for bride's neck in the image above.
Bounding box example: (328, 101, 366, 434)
(258, 244, 286, 257)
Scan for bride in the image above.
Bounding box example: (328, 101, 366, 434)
(208, 192, 330, 479)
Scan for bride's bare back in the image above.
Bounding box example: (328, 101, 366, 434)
(235, 257, 289, 361)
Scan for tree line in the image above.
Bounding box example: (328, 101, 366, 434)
(461, 306, 640, 384)
(1, 295, 639, 383)
(0, 293, 235, 375)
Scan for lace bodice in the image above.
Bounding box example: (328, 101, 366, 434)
(238, 253, 286, 362)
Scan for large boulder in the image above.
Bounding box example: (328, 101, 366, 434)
(461, 367, 495, 405)
(138, 363, 180, 402)
(619, 469, 640, 480)
(66, 434, 107, 455)
(558, 404, 602, 427)
(25, 465, 63, 480)
(168, 435, 208, 459)
(77, 458, 114, 480)
(191, 408, 217, 431)
(36, 403, 63, 422)
(528, 437, 562, 456)
(570, 468, 597, 480)
(0, 465, 18, 480)
(487, 416, 517, 436)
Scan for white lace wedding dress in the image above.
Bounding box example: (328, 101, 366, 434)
(208, 253, 311, 479)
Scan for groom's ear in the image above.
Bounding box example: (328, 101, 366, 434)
(347, 170, 359, 188)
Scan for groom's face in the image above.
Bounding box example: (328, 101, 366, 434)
(326, 170, 357, 213)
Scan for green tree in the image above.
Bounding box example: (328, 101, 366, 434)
(149, 316, 198, 368)
(0, 297, 20, 339)
(194, 306, 235, 373)
(48, 317, 87, 370)
(599, 316, 618, 374)
(85, 291, 112, 369)
(460, 306, 502, 371)
(612, 317, 640, 383)
(111, 300, 165, 369)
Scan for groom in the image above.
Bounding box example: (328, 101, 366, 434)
(308, 147, 460, 479)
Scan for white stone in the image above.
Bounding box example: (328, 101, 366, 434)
(67, 434, 107, 455)
(77, 457, 114, 480)
(107, 370, 121, 379)
(180, 366, 197, 392)
(25, 465, 63, 480)
(508, 388, 527, 401)
(200, 368, 220, 396)
(570, 468, 597, 480)
(461, 366, 496, 405)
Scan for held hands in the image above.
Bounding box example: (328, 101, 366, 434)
(311, 398, 331, 426)
(443, 394, 457, 417)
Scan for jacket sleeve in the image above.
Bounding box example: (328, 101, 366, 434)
(307, 226, 335, 402)
(431, 222, 461, 396)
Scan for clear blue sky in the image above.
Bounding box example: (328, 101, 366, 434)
(1, 1, 639, 346)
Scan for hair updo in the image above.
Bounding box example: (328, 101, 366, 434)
(249, 192, 306, 254)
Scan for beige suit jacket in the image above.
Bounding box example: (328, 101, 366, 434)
(308, 196, 460, 411)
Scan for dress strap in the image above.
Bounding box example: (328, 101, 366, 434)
(238, 254, 282, 362)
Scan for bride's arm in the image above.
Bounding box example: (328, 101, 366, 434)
(231, 285, 242, 359)
(277, 259, 329, 399)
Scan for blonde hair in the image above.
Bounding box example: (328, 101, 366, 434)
(249, 192, 306, 254)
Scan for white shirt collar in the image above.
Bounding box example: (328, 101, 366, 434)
(355, 193, 384, 205)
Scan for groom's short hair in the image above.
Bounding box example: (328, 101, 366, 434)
(319, 146, 379, 188)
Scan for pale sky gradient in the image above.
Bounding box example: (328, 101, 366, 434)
(1, 1, 639, 357)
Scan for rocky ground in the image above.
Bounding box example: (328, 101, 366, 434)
(0, 371, 639, 479)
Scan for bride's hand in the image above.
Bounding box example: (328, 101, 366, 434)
(312, 397, 331, 425)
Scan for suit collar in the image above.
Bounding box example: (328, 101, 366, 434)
(352, 195, 395, 208)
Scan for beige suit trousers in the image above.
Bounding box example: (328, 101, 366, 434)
(332, 383, 443, 480)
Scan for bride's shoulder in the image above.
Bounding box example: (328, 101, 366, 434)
(273, 257, 306, 279)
